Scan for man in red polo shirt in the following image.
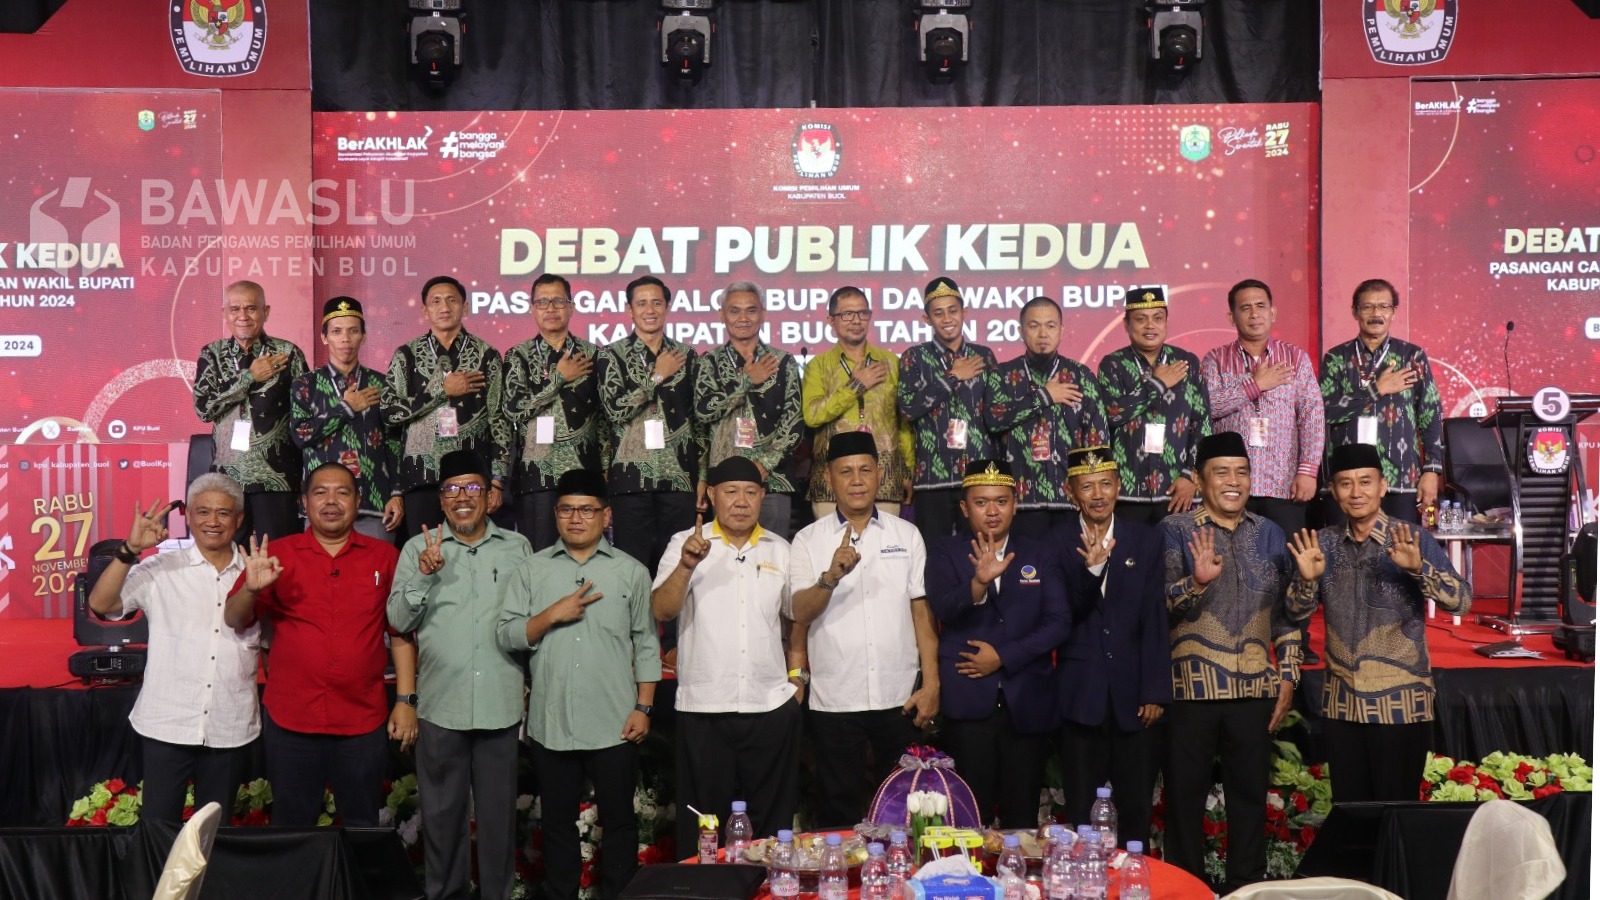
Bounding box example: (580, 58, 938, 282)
(225, 462, 418, 826)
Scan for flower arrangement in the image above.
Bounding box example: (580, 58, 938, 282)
(67, 777, 305, 827)
(1420, 752, 1593, 802)
(905, 790, 948, 858)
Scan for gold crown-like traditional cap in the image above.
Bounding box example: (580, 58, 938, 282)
(961, 460, 1016, 490)
(1124, 287, 1168, 311)
(924, 277, 961, 304)
(1066, 446, 1118, 479)
(321, 296, 364, 325)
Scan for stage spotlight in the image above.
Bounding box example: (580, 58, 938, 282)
(409, 0, 464, 85)
(661, 0, 713, 82)
(1147, 0, 1203, 74)
(916, 0, 972, 83)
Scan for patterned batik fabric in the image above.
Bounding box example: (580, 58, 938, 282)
(1161, 507, 1303, 701)
(693, 341, 804, 494)
(382, 329, 510, 492)
(194, 334, 309, 493)
(801, 343, 914, 504)
(1319, 336, 1445, 492)
(1097, 344, 1212, 503)
(1199, 338, 1325, 500)
(982, 354, 1109, 510)
(597, 333, 703, 495)
(290, 363, 400, 514)
(502, 334, 605, 494)
(1286, 515, 1469, 724)
(897, 340, 999, 490)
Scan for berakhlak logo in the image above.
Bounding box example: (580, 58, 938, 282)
(1365, 0, 1456, 66)
(1179, 124, 1211, 163)
(793, 123, 842, 179)
(29, 177, 122, 277)
(171, 0, 268, 78)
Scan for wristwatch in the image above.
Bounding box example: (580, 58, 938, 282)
(650, 372, 666, 386)
(787, 668, 810, 685)
(400, 693, 418, 708)
(634, 703, 654, 717)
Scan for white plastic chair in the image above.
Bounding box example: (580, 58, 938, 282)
(1445, 799, 1566, 900)
(1223, 876, 1405, 899)
(151, 801, 224, 900)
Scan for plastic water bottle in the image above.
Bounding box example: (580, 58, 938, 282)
(861, 842, 890, 900)
(885, 830, 914, 900)
(769, 830, 800, 900)
(819, 833, 849, 900)
(1075, 829, 1106, 900)
(996, 833, 1027, 881)
(1043, 826, 1073, 900)
(1088, 787, 1118, 853)
(725, 801, 753, 862)
(1119, 840, 1152, 900)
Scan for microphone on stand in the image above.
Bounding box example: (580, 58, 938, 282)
(1504, 321, 1516, 396)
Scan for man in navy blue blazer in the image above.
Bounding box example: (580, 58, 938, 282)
(926, 459, 1071, 828)
(1049, 446, 1172, 848)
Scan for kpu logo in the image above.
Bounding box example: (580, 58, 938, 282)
(171, 0, 269, 78)
(1365, 0, 1456, 66)
(792, 123, 842, 180)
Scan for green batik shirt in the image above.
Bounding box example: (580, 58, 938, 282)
(383, 329, 510, 493)
(897, 340, 999, 490)
(598, 333, 703, 495)
(290, 363, 400, 515)
(1320, 336, 1444, 492)
(982, 353, 1109, 510)
(502, 333, 604, 494)
(693, 341, 804, 494)
(194, 334, 309, 493)
(1097, 344, 1212, 504)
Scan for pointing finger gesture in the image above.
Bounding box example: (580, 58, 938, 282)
(828, 524, 861, 583)
(679, 513, 711, 571)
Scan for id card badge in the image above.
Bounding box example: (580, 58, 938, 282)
(644, 418, 666, 450)
(534, 415, 556, 445)
(1030, 423, 1053, 462)
(1357, 415, 1379, 446)
(437, 406, 459, 438)
(734, 417, 758, 449)
(1142, 422, 1166, 454)
(1247, 417, 1269, 448)
(946, 419, 969, 450)
(230, 419, 252, 451)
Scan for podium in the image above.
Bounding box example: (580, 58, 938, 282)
(1472, 393, 1599, 636)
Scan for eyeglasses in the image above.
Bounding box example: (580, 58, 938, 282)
(556, 504, 603, 520)
(440, 483, 486, 497)
(1357, 304, 1395, 315)
(533, 299, 571, 310)
(831, 310, 872, 322)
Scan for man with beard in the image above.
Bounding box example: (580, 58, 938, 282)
(224, 463, 416, 826)
(193, 280, 309, 541)
(503, 273, 604, 550)
(390, 451, 532, 900)
(385, 275, 511, 538)
(925, 458, 1068, 828)
(499, 470, 660, 900)
(899, 277, 999, 545)
(291, 297, 404, 540)
(88, 474, 258, 822)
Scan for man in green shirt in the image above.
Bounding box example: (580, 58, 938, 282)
(498, 469, 661, 900)
(389, 450, 532, 900)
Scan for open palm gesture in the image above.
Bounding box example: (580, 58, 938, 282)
(1287, 529, 1326, 581)
(1386, 522, 1424, 573)
(1188, 527, 1223, 587)
(968, 531, 1014, 586)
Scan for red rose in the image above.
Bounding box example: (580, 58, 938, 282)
(1474, 775, 1504, 798)
(1293, 793, 1308, 813)
(181, 805, 195, 821)
(1308, 765, 1322, 779)
(67, 819, 85, 827)
(1514, 762, 1536, 783)
(1447, 765, 1476, 785)
(1533, 784, 1563, 799)
(579, 868, 595, 889)
(89, 809, 108, 826)
(105, 779, 126, 794)
(1418, 779, 1431, 800)
(1201, 816, 1222, 836)
(1297, 827, 1316, 850)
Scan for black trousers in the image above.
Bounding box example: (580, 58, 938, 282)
(1113, 502, 1173, 529)
(1321, 490, 1422, 529)
(808, 707, 921, 829)
(1012, 509, 1075, 540)
(1059, 717, 1163, 848)
(262, 707, 387, 827)
(1246, 496, 1307, 538)
(417, 721, 518, 900)
(674, 700, 804, 861)
(940, 701, 1049, 829)
(402, 486, 447, 539)
(1322, 718, 1435, 803)
(533, 740, 640, 900)
(139, 736, 249, 824)
(609, 491, 699, 576)
(912, 487, 964, 548)
(1163, 698, 1274, 889)
(516, 489, 559, 553)
(238, 490, 301, 544)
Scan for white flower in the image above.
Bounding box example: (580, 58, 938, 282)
(1266, 793, 1285, 811)
(932, 793, 948, 817)
(907, 793, 924, 816)
(580, 806, 600, 827)
(517, 794, 535, 812)
(580, 841, 597, 861)
(378, 807, 394, 827)
(397, 812, 422, 846)
(1047, 789, 1066, 806)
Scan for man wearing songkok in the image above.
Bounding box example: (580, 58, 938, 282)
(87, 474, 257, 823)
(790, 431, 939, 826)
(390, 450, 532, 900)
(291, 296, 404, 540)
(1097, 286, 1211, 527)
(925, 458, 1069, 828)
(652, 456, 803, 862)
(1285, 443, 1470, 801)
(503, 273, 604, 550)
(499, 469, 660, 900)
(1160, 431, 1302, 891)
(1319, 278, 1445, 525)
(1049, 446, 1170, 848)
(898, 277, 1000, 546)
(803, 285, 914, 519)
(694, 281, 804, 537)
(984, 296, 1110, 538)
(385, 275, 511, 537)
(1200, 279, 1324, 536)
(193, 279, 309, 540)
(224, 463, 416, 827)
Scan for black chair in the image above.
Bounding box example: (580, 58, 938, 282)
(72, 539, 146, 646)
(1441, 416, 1512, 513)
(186, 432, 214, 488)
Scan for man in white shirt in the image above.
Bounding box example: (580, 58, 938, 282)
(88, 473, 259, 822)
(652, 456, 804, 858)
(791, 431, 940, 826)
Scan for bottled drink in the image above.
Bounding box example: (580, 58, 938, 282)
(1118, 840, 1152, 900)
(1075, 829, 1106, 900)
(999, 867, 1026, 900)
(769, 830, 800, 900)
(885, 830, 914, 900)
(819, 833, 849, 900)
(861, 842, 890, 900)
(1088, 787, 1118, 853)
(1043, 826, 1073, 900)
(725, 801, 753, 862)
(697, 812, 719, 865)
(996, 833, 1027, 882)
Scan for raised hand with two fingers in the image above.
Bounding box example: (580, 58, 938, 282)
(244, 535, 283, 593)
(417, 525, 446, 575)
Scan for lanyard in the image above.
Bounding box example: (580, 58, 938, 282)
(1354, 337, 1392, 386)
(1133, 346, 1170, 377)
(427, 333, 457, 373)
(1027, 355, 1062, 388)
(840, 352, 869, 418)
(327, 363, 361, 394)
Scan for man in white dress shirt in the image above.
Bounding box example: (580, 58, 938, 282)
(652, 456, 804, 858)
(790, 431, 940, 826)
(88, 473, 259, 822)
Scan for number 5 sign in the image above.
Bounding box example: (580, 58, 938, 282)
(1534, 386, 1572, 424)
